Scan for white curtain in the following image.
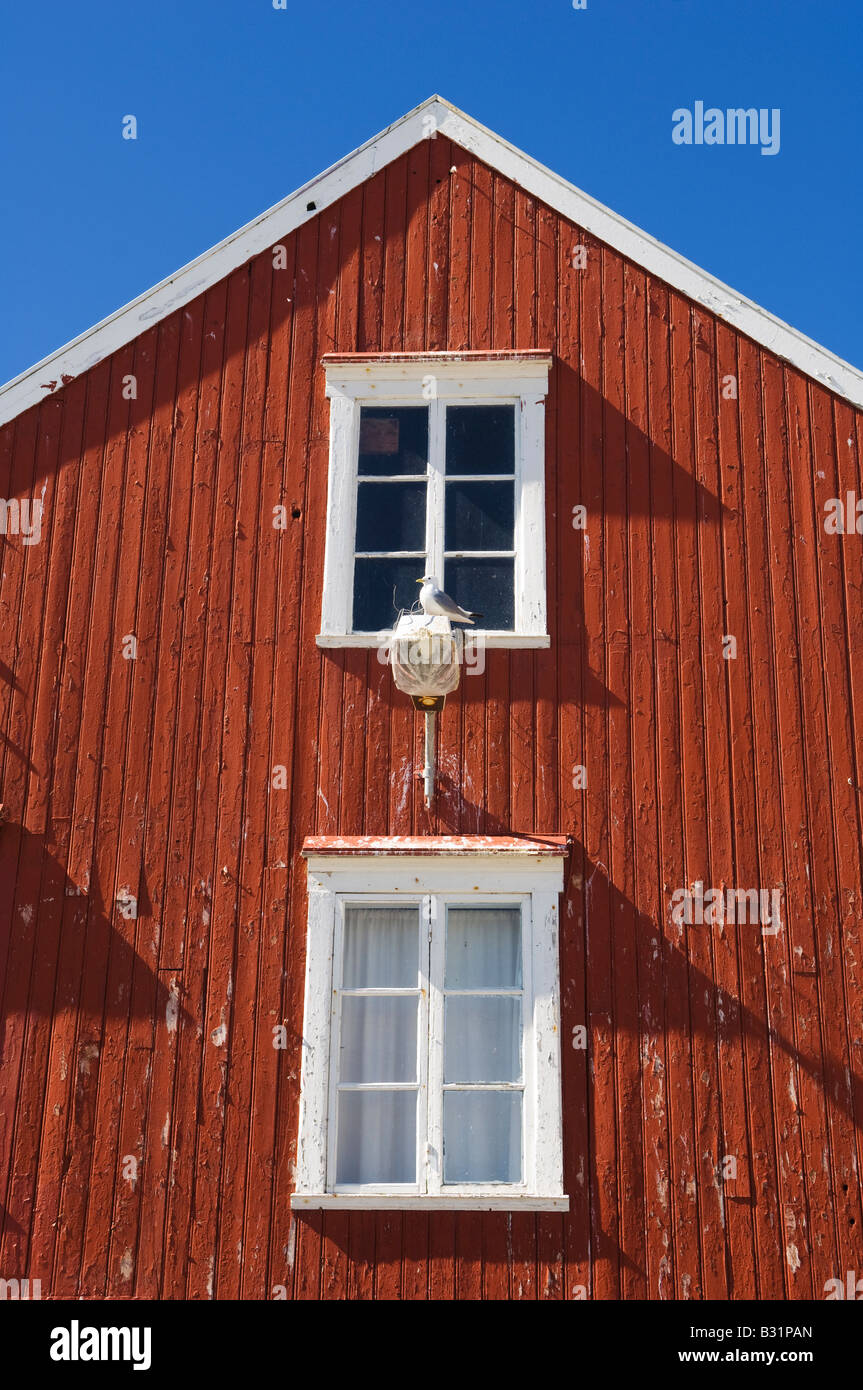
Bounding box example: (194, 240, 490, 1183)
(337, 1090, 417, 1186)
(443, 1090, 522, 1183)
(443, 907, 523, 1183)
(342, 906, 419, 988)
(445, 907, 522, 989)
(337, 907, 419, 1185)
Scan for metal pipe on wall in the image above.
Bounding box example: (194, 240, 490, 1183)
(422, 711, 435, 807)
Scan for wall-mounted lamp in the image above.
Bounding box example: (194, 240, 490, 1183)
(389, 614, 461, 805)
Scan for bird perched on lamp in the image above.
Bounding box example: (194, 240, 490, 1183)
(417, 576, 483, 625)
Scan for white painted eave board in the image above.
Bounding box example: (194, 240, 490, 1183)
(1, 94, 861, 426)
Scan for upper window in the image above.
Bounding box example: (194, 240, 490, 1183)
(317, 354, 552, 648)
(292, 836, 569, 1211)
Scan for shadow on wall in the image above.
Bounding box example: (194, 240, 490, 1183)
(0, 821, 194, 1262)
(566, 853, 863, 1298)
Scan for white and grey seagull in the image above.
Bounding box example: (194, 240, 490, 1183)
(416, 575, 483, 625)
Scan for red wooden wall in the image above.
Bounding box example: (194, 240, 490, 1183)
(1, 136, 862, 1299)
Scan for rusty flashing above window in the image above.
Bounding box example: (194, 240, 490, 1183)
(321, 350, 553, 368)
(301, 834, 571, 857)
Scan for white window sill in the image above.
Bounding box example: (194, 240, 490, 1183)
(291, 1194, 570, 1212)
(316, 632, 551, 650)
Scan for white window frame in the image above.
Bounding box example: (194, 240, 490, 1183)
(317, 353, 552, 649)
(292, 844, 568, 1211)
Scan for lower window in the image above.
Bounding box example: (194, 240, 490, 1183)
(293, 839, 569, 1210)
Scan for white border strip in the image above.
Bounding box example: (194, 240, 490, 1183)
(2, 94, 861, 425)
(290, 1194, 570, 1210)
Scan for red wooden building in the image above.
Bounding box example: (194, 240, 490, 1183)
(1, 96, 862, 1301)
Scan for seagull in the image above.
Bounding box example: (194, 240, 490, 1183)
(416, 576, 483, 625)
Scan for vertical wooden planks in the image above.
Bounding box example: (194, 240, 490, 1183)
(735, 336, 785, 1298)
(426, 137, 451, 352)
(76, 339, 143, 1297)
(264, 224, 305, 1301)
(215, 250, 274, 1300)
(144, 286, 225, 1297)
(311, 207, 351, 1301)
(664, 291, 703, 1298)
(403, 141, 429, 355)
(782, 367, 839, 1294)
(556, 214, 590, 1302)
(507, 186, 539, 1297)
(688, 308, 729, 1299)
(580, 240, 616, 1300)
(640, 278, 675, 1297)
(713, 319, 759, 1295)
(482, 167, 510, 840)
(603, 249, 645, 1299)
(759, 353, 815, 1298)
(649, 280, 685, 1300)
(278, 213, 325, 1300)
(534, 200, 564, 1300)
(0, 402, 50, 1273)
(44, 360, 115, 1295)
(811, 388, 863, 1280)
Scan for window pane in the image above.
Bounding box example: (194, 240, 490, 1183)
(358, 407, 428, 476)
(446, 907, 522, 988)
(353, 558, 424, 630)
(445, 405, 515, 476)
(336, 1090, 417, 1185)
(445, 481, 513, 552)
(340, 996, 418, 1082)
(343, 907, 419, 987)
(445, 996, 521, 1083)
(443, 1091, 522, 1183)
(356, 480, 426, 552)
(443, 558, 514, 630)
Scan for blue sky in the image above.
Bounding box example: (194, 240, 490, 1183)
(1, 0, 859, 386)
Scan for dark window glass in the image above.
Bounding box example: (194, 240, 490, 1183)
(356, 481, 426, 552)
(444, 558, 514, 630)
(353, 558, 424, 631)
(445, 405, 515, 476)
(445, 481, 513, 552)
(358, 407, 429, 476)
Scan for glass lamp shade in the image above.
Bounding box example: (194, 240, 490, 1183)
(389, 613, 461, 706)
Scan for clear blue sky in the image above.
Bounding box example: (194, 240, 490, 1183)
(1, 0, 860, 387)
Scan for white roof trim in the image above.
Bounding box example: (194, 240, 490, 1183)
(2, 94, 861, 426)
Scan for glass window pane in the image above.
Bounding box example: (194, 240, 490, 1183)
(336, 1090, 417, 1185)
(443, 558, 514, 630)
(359, 407, 428, 476)
(445, 996, 521, 1083)
(445, 405, 515, 476)
(445, 481, 513, 552)
(446, 907, 522, 988)
(343, 907, 419, 987)
(353, 558, 424, 631)
(340, 996, 418, 1082)
(443, 1091, 522, 1183)
(356, 481, 426, 552)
